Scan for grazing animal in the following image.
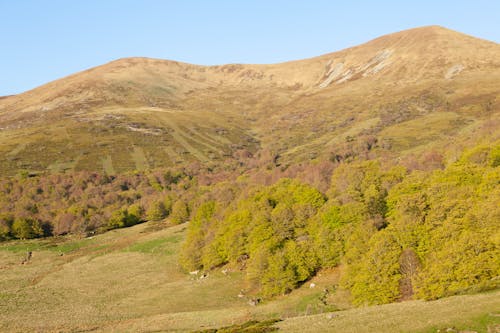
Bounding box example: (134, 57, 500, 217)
(248, 298, 261, 306)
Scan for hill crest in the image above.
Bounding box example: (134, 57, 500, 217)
(0, 25, 498, 176)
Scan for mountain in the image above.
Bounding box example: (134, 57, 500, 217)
(1, 26, 499, 332)
(0, 25, 499, 176)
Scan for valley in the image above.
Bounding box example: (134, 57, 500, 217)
(0, 25, 499, 332)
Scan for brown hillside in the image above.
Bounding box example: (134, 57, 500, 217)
(0, 26, 498, 175)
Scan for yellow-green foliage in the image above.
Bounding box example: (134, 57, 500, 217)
(308, 202, 366, 268)
(0, 214, 13, 240)
(170, 200, 190, 225)
(182, 179, 326, 296)
(375, 145, 500, 301)
(108, 206, 142, 229)
(146, 200, 167, 221)
(412, 161, 500, 299)
(180, 201, 216, 271)
(488, 145, 500, 167)
(347, 231, 402, 305)
(11, 218, 45, 239)
(180, 144, 499, 303)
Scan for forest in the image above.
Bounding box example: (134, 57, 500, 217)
(0, 142, 498, 306)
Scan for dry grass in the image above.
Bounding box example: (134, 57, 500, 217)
(0, 222, 498, 332)
(276, 291, 500, 333)
(0, 27, 498, 175)
(0, 224, 498, 333)
(0, 223, 346, 332)
(378, 112, 468, 151)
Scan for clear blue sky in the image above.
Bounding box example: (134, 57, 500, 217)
(1, 0, 499, 96)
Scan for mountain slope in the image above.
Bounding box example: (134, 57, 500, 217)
(0, 26, 499, 176)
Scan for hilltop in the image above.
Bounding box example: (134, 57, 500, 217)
(0, 25, 498, 175)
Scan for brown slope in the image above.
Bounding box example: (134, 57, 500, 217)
(0, 26, 498, 175)
(1, 25, 497, 118)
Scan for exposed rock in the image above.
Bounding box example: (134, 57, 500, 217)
(445, 64, 465, 79)
(319, 63, 344, 88)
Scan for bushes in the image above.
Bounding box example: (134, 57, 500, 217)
(0, 168, 194, 238)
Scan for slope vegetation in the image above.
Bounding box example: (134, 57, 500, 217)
(0, 26, 498, 176)
(0, 26, 499, 332)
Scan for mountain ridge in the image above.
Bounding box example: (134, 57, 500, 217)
(0, 25, 498, 176)
(3, 25, 498, 100)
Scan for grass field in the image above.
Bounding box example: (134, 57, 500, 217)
(0, 104, 259, 176)
(277, 292, 500, 333)
(0, 222, 498, 332)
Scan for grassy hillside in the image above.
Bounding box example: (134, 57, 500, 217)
(0, 26, 498, 176)
(0, 222, 498, 333)
(276, 292, 500, 333)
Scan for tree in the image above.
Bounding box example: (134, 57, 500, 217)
(0, 214, 13, 240)
(181, 178, 326, 297)
(346, 231, 402, 305)
(170, 200, 189, 224)
(180, 201, 217, 271)
(260, 249, 297, 296)
(146, 200, 167, 221)
(108, 209, 128, 229)
(54, 213, 75, 235)
(11, 218, 44, 239)
(127, 204, 144, 222)
(108, 206, 142, 229)
(398, 248, 420, 300)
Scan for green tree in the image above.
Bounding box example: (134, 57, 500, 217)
(260, 249, 297, 296)
(0, 214, 13, 240)
(108, 209, 128, 229)
(11, 218, 44, 239)
(180, 201, 216, 271)
(170, 200, 189, 224)
(146, 200, 167, 221)
(127, 204, 144, 222)
(181, 178, 326, 297)
(346, 231, 402, 305)
(163, 195, 173, 216)
(310, 202, 366, 267)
